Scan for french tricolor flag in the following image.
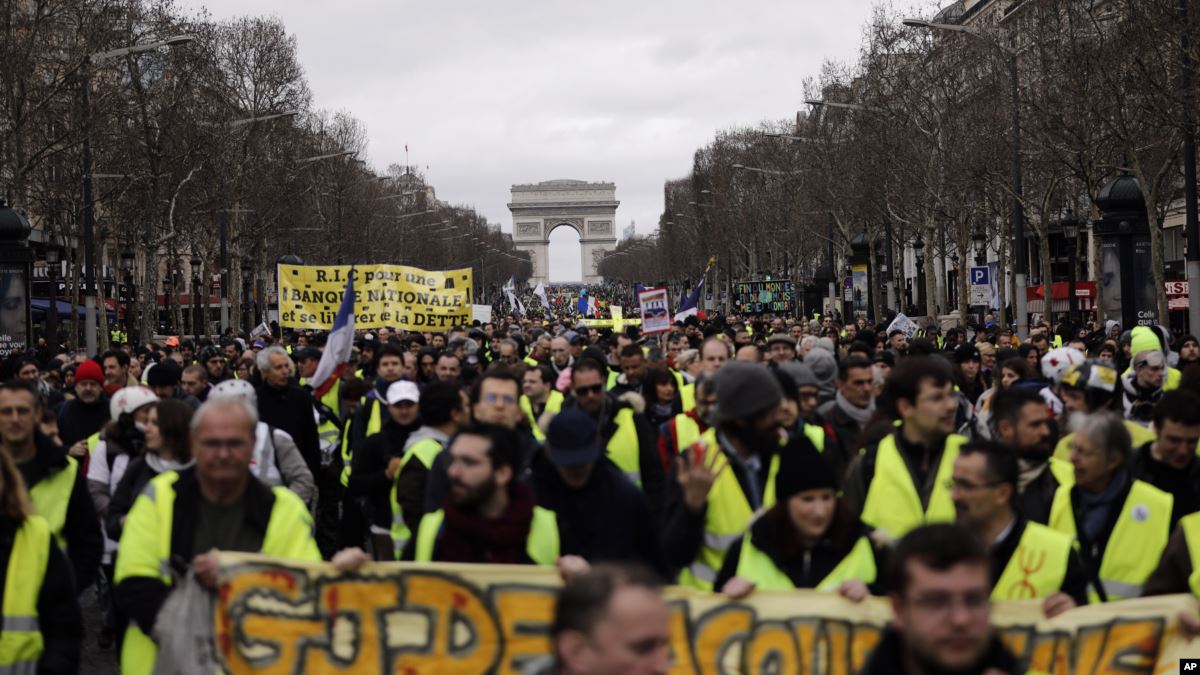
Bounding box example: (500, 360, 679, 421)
(310, 268, 356, 398)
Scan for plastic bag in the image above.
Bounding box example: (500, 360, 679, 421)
(152, 571, 217, 675)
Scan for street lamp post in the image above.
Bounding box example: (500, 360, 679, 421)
(80, 34, 194, 356)
(903, 18, 1027, 338)
(914, 236, 927, 316)
(120, 245, 135, 345)
(190, 254, 203, 341)
(45, 241, 60, 348)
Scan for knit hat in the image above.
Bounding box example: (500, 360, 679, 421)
(75, 359, 103, 385)
(815, 337, 836, 353)
(146, 360, 181, 387)
(954, 344, 981, 364)
(778, 362, 818, 389)
(713, 361, 783, 423)
(804, 348, 838, 386)
(774, 445, 837, 502)
(546, 408, 602, 467)
(765, 333, 797, 348)
(1130, 326, 1162, 358)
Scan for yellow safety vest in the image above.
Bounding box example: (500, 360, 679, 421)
(523, 355, 538, 367)
(115, 471, 321, 675)
(413, 507, 560, 565)
(1117, 365, 1182, 392)
(1179, 512, 1200, 597)
(991, 521, 1072, 601)
(605, 370, 620, 391)
(673, 415, 703, 454)
(605, 408, 642, 487)
(28, 456, 79, 550)
(1045, 458, 1076, 532)
(1051, 479, 1172, 602)
(859, 432, 965, 541)
(735, 532, 876, 592)
(86, 433, 101, 455)
(802, 423, 825, 454)
(677, 428, 782, 591)
(340, 397, 384, 487)
(0, 515, 51, 670)
(388, 438, 446, 559)
(669, 371, 696, 413)
(519, 391, 564, 442)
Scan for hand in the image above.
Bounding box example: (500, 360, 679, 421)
(837, 580, 870, 603)
(331, 547, 370, 573)
(1041, 592, 1076, 619)
(192, 551, 220, 589)
(1179, 610, 1200, 641)
(721, 576, 756, 599)
(68, 440, 88, 458)
(675, 451, 725, 513)
(556, 555, 590, 583)
(384, 456, 405, 481)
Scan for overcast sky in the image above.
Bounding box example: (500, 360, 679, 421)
(179, 0, 880, 280)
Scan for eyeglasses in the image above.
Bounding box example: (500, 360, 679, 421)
(945, 477, 1003, 492)
(483, 393, 516, 405)
(574, 384, 604, 396)
(908, 590, 989, 616)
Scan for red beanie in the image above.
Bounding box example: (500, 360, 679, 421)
(75, 359, 103, 384)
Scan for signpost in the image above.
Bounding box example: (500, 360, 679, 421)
(969, 266, 991, 306)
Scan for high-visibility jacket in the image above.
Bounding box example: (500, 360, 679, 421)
(678, 428, 782, 591)
(605, 407, 643, 487)
(1179, 512, 1200, 596)
(519, 391, 564, 442)
(522, 355, 538, 367)
(310, 379, 342, 467)
(388, 438, 446, 559)
(0, 515, 51, 670)
(115, 471, 321, 675)
(340, 397, 384, 487)
(1051, 479, 1172, 602)
(86, 433, 102, 455)
(991, 521, 1072, 601)
(28, 456, 79, 550)
(669, 370, 696, 413)
(605, 370, 620, 391)
(673, 415, 704, 454)
(413, 507, 560, 565)
(859, 432, 966, 541)
(1044, 458, 1077, 533)
(735, 533, 877, 592)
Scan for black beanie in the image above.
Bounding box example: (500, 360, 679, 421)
(774, 445, 837, 502)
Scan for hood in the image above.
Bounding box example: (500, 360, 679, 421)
(404, 425, 450, 449)
(615, 390, 645, 415)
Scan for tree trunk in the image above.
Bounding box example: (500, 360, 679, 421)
(1039, 232, 1053, 326)
(998, 215, 1008, 327)
(924, 226, 937, 324)
(1146, 204, 1169, 324)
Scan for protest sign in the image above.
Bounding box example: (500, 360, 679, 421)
(207, 553, 1196, 675)
(886, 312, 918, 338)
(734, 279, 795, 315)
(638, 287, 671, 334)
(277, 264, 472, 330)
(471, 304, 492, 323)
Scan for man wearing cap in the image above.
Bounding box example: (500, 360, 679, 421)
(57, 358, 109, 450)
(145, 360, 200, 409)
(662, 362, 806, 590)
(353, 379, 423, 559)
(389, 381, 468, 559)
(765, 334, 797, 366)
(1121, 334, 1166, 426)
(842, 357, 966, 543)
(528, 408, 668, 578)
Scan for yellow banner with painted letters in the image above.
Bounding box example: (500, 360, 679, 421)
(209, 553, 1197, 674)
(277, 264, 472, 330)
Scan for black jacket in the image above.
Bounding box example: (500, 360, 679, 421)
(256, 382, 321, 476)
(19, 432, 102, 590)
(816, 398, 868, 480)
(558, 394, 665, 516)
(56, 395, 110, 447)
(1129, 442, 1200, 526)
(104, 456, 161, 542)
(1015, 461, 1066, 526)
(527, 449, 670, 580)
(113, 468, 279, 637)
(859, 626, 1021, 675)
(0, 515, 82, 674)
(348, 417, 420, 528)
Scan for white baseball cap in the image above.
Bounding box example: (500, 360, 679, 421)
(386, 380, 420, 406)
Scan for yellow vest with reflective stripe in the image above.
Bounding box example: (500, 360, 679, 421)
(677, 428, 781, 591)
(1050, 479, 1172, 602)
(735, 532, 876, 592)
(605, 370, 619, 391)
(679, 382, 695, 413)
(0, 515, 50, 669)
(340, 397, 385, 487)
(86, 433, 101, 455)
(388, 438, 446, 559)
(519, 391, 564, 442)
(28, 456, 78, 550)
(859, 432, 964, 540)
(523, 355, 538, 367)
(1046, 458, 1076, 532)
(413, 506, 560, 565)
(802, 423, 825, 453)
(991, 521, 1071, 601)
(605, 408, 642, 487)
(673, 415, 703, 454)
(116, 471, 321, 675)
(1180, 512, 1200, 597)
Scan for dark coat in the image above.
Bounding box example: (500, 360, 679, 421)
(256, 382, 321, 476)
(56, 395, 110, 447)
(348, 418, 420, 528)
(859, 626, 1021, 675)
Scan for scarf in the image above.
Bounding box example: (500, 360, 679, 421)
(835, 390, 875, 427)
(437, 482, 536, 564)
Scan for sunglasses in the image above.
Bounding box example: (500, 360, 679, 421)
(574, 384, 604, 396)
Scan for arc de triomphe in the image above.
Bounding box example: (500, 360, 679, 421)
(509, 180, 619, 285)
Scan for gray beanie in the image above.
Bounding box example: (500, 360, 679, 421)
(779, 362, 818, 389)
(815, 337, 837, 354)
(714, 361, 783, 423)
(805, 348, 838, 385)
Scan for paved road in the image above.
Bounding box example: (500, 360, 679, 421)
(80, 588, 119, 675)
